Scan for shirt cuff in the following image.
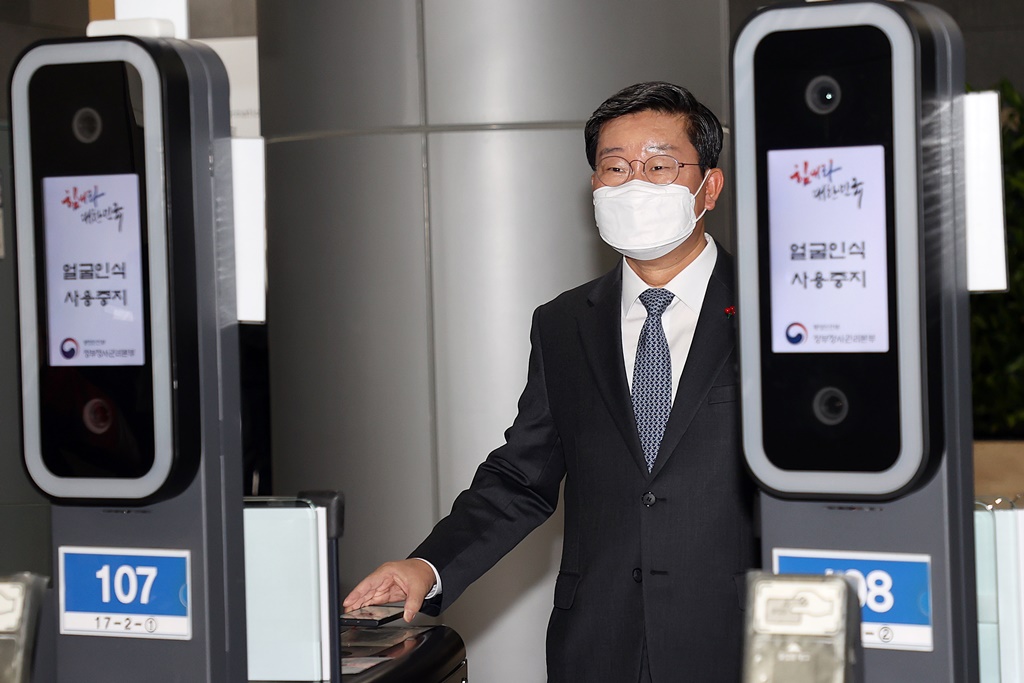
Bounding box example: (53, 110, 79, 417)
(413, 558, 442, 599)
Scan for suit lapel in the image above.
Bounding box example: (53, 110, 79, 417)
(576, 264, 649, 475)
(649, 251, 736, 480)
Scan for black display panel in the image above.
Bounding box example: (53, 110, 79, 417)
(753, 26, 901, 472)
(28, 62, 155, 479)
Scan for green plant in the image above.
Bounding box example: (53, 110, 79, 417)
(971, 80, 1024, 438)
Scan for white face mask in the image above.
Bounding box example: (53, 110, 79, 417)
(593, 173, 709, 261)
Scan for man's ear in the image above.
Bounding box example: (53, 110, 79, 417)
(591, 172, 600, 191)
(703, 167, 725, 211)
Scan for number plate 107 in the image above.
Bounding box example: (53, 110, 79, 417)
(59, 546, 191, 640)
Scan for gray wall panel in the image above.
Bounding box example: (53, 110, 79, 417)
(257, 0, 421, 137)
(424, 0, 729, 126)
(265, 133, 437, 587)
(427, 129, 617, 682)
(428, 129, 614, 496)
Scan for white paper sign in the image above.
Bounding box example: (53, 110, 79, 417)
(768, 145, 889, 353)
(43, 174, 145, 367)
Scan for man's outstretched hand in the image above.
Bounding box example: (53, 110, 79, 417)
(342, 559, 436, 623)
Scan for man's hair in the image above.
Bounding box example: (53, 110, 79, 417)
(584, 81, 723, 174)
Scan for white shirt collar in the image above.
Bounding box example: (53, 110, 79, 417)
(621, 233, 718, 317)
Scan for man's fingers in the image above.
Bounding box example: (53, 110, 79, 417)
(403, 590, 425, 623)
(343, 573, 394, 610)
(400, 574, 428, 622)
(399, 561, 435, 622)
(343, 560, 436, 619)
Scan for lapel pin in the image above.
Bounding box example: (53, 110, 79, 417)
(725, 305, 736, 319)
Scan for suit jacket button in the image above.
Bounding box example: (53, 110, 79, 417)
(642, 492, 656, 506)
(632, 568, 643, 583)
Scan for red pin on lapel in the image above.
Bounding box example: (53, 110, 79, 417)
(724, 305, 736, 319)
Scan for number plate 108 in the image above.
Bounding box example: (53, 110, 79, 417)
(773, 548, 932, 652)
(59, 546, 191, 640)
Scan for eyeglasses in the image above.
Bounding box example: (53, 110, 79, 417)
(595, 155, 701, 187)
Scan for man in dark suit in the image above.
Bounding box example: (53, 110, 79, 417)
(344, 81, 758, 683)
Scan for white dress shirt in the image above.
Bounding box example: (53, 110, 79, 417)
(621, 233, 718, 401)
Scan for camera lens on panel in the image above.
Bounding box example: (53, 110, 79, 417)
(812, 387, 849, 426)
(72, 107, 103, 143)
(804, 75, 842, 115)
(83, 397, 114, 435)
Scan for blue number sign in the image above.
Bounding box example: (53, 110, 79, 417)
(59, 546, 191, 639)
(773, 548, 932, 651)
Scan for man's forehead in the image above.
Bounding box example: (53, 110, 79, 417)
(596, 111, 694, 156)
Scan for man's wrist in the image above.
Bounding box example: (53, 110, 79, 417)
(412, 558, 442, 599)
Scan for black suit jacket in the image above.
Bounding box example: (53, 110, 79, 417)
(413, 249, 758, 683)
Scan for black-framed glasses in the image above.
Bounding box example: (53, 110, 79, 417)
(595, 155, 701, 187)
